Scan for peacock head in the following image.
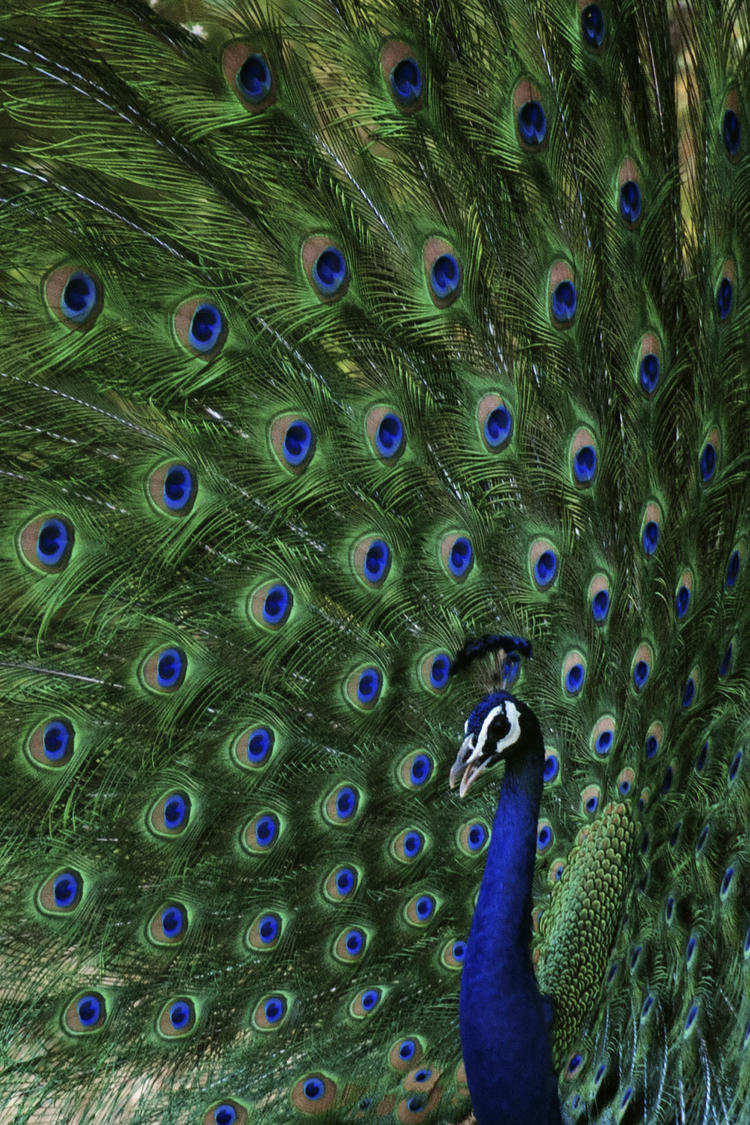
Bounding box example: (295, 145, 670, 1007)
(450, 691, 534, 797)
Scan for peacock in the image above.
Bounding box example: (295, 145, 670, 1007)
(1, 0, 749, 1121)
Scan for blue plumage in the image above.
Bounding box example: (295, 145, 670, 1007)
(453, 690, 563, 1124)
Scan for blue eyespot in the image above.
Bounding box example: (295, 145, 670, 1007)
(43, 720, 72, 761)
(721, 867, 735, 897)
(390, 57, 422, 105)
(534, 549, 558, 588)
(262, 584, 292, 626)
(263, 996, 285, 1025)
(682, 676, 695, 708)
(537, 824, 553, 851)
(639, 352, 660, 393)
(375, 413, 404, 458)
(581, 4, 605, 48)
(189, 304, 224, 353)
(157, 648, 185, 690)
(399, 1039, 417, 1061)
(716, 278, 733, 320)
(335, 868, 355, 896)
(53, 872, 81, 909)
(619, 180, 642, 224)
(592, 589, 609, 621)
(361, 989, 381, 1012)
(162, 465, 195, 511)
(685, 1004, 698, 1031)
(164, 794, 189, 830)
(77, 995, 102, 1027)
(573, 445, 597, 484)
(544, 753, 560, 782)
(729, 750, 742, 781)
(363, 540, 391, 584)
(467, 823, 487, 851)
(448, 537, 473, 578)
(726, 550, 741, 587)
(568, 1054, 582, 1075)
(357, 667, 382, 705)
(312, 246, 348, 297)
(565, 662, 585, 695)
(408, 753, 433, 787)
(695, 741, 708, 771)
(428, 653, 450, 690)
(255, 814, 278, 848)
(633, 660, 650, 690)
(258, 914, 280, 944)
(451, 941, 466, 963)
(675, 585, 690, 619)
(170, 1001, 191, 1030)
(662, 765, 673, 793)
(696, 826, 709, 854)
(723, 108, 741, 157)
(304, 1078, 324, 1101)
(484, 405, 513, 448)
(700, 442, 717, 481)
(37, 518, 71, 566)
(61, 272, 98, 324)
(335, 786, 358, 821)
(551, 280, 577, 324)
(237, 53, 272, 103)
(247, 727, 273, 765)
(214, 1106, 237, 1125)
(416, 895, 435, 920)
(403, 831, 424, 858)
(686, 936, 696, 964)
(430, 254, 461, 300)
(642, 520, 659, 555)
(596, 730, 613, 756)
(345, 929, 365, 955)
(645, 735, 659, 759)
(161, 907, 185, 938)
(283, 420, 314, 466)
(517, 100, 547, 146)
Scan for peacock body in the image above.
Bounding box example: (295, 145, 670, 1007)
(0, 0, 749, 1122)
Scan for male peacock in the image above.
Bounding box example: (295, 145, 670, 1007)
(0, 0, 749, 1123)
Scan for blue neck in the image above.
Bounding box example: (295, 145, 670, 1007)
(459, 733, 563, 1125)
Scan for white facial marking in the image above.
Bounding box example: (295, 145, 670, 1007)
(453, 699, 524, 795)
(471, 700, 521, 763)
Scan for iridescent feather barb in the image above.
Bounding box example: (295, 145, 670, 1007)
(0, 1, 749, 1123)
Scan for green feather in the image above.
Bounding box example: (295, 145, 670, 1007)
(0, 0, 749, 1121)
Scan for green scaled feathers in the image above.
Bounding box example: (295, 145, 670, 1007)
(0, 0, 749, 1123)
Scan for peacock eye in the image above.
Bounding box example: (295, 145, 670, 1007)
(488, 712, 510, 743)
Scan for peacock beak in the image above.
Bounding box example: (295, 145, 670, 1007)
(450, 734, 494, 798)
